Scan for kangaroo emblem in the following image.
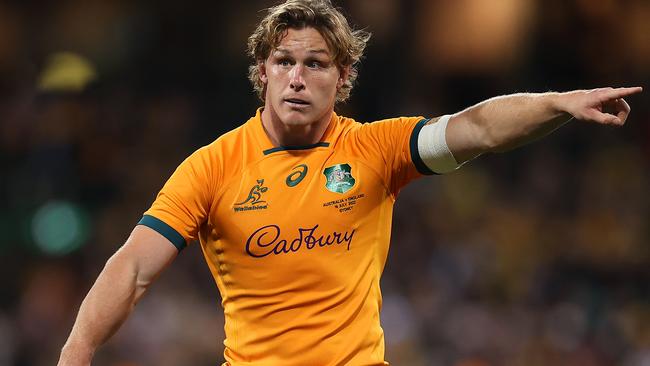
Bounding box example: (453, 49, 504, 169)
(236, 179, 269, 205)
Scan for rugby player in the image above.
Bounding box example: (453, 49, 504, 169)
(58, 0, 642, 365)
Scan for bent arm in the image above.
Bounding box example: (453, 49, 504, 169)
(445, 87, 642, 164)
(58, 225, 179, 366)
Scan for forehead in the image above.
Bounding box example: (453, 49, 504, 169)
(275, 27, 331, 55)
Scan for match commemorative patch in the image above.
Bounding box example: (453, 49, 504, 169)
(323, 164, 355, 194)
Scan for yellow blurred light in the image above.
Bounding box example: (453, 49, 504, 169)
(38, 52, 97, 92)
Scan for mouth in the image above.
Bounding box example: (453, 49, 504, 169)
(284, 98, 310, 107)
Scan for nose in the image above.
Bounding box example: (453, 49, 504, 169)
(289, 64, 305, 91)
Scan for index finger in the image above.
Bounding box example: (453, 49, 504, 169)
(604, 86, 643, 99)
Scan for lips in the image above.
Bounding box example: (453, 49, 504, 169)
(284, 97, 309, 105)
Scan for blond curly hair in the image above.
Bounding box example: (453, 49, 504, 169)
(247, 0, 371, 103)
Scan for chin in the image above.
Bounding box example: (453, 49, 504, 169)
(283, 116, 313, 127)
(280, 110, 315, 126)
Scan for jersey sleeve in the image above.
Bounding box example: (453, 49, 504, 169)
(139, 145, 217, 251)
(354, 116, 437, 196)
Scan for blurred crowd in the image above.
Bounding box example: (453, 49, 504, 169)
(1, 0, 649, 365)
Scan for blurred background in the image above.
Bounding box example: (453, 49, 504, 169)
(1, 0, 649, 365)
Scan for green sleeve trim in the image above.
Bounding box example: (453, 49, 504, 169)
(137, 215, 187, 251)
(409, 118, 438, 175)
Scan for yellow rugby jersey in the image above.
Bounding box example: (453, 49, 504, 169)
(139, 108, 436, 365)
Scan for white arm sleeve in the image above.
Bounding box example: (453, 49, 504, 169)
(417, 115, 463, 174)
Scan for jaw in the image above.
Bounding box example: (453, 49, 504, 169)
(261, 102, 333, 146)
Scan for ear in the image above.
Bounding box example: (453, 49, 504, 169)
(337, 66, 351, 89)
(259, 61, 268, 84)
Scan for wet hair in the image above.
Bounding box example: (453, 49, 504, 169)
(247, 0, 371, 102)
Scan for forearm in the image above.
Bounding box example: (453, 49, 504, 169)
(448, 92, 573, 162)
(468, 92, 571, 150)
(58, 226, 178, 365)
(59, 250, 143, 364)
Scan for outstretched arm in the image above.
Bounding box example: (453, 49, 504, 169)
(445, 87, 643, 164)
(57, 225, 178, 366)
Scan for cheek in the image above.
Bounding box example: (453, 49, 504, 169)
(267, 73, 285, 97)
(313, 75, 339, 97)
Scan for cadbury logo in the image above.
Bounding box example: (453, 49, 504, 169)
(245, 224, 355, 258)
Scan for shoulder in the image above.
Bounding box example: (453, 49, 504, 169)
(207, 123, 247, 150)
(191, 120, 251, 160)
(339, 115, 427, 139)
(175, 121, 250, 181)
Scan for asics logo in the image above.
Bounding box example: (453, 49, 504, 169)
(286, 164, 308, 187)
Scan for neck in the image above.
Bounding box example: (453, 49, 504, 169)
(260, 107, 332, 146)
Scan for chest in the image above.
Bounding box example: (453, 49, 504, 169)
(211, 149, 388, 249)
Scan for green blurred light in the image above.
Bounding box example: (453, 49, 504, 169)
(31, 201, 88, 255)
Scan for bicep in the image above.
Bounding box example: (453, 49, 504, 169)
(114, 225, 179, 291)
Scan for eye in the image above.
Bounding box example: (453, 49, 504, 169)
(277, 58, 292, 67)
(306, 60, 323, 69)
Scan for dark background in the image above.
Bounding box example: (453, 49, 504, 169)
(1, 0, 649, 365)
